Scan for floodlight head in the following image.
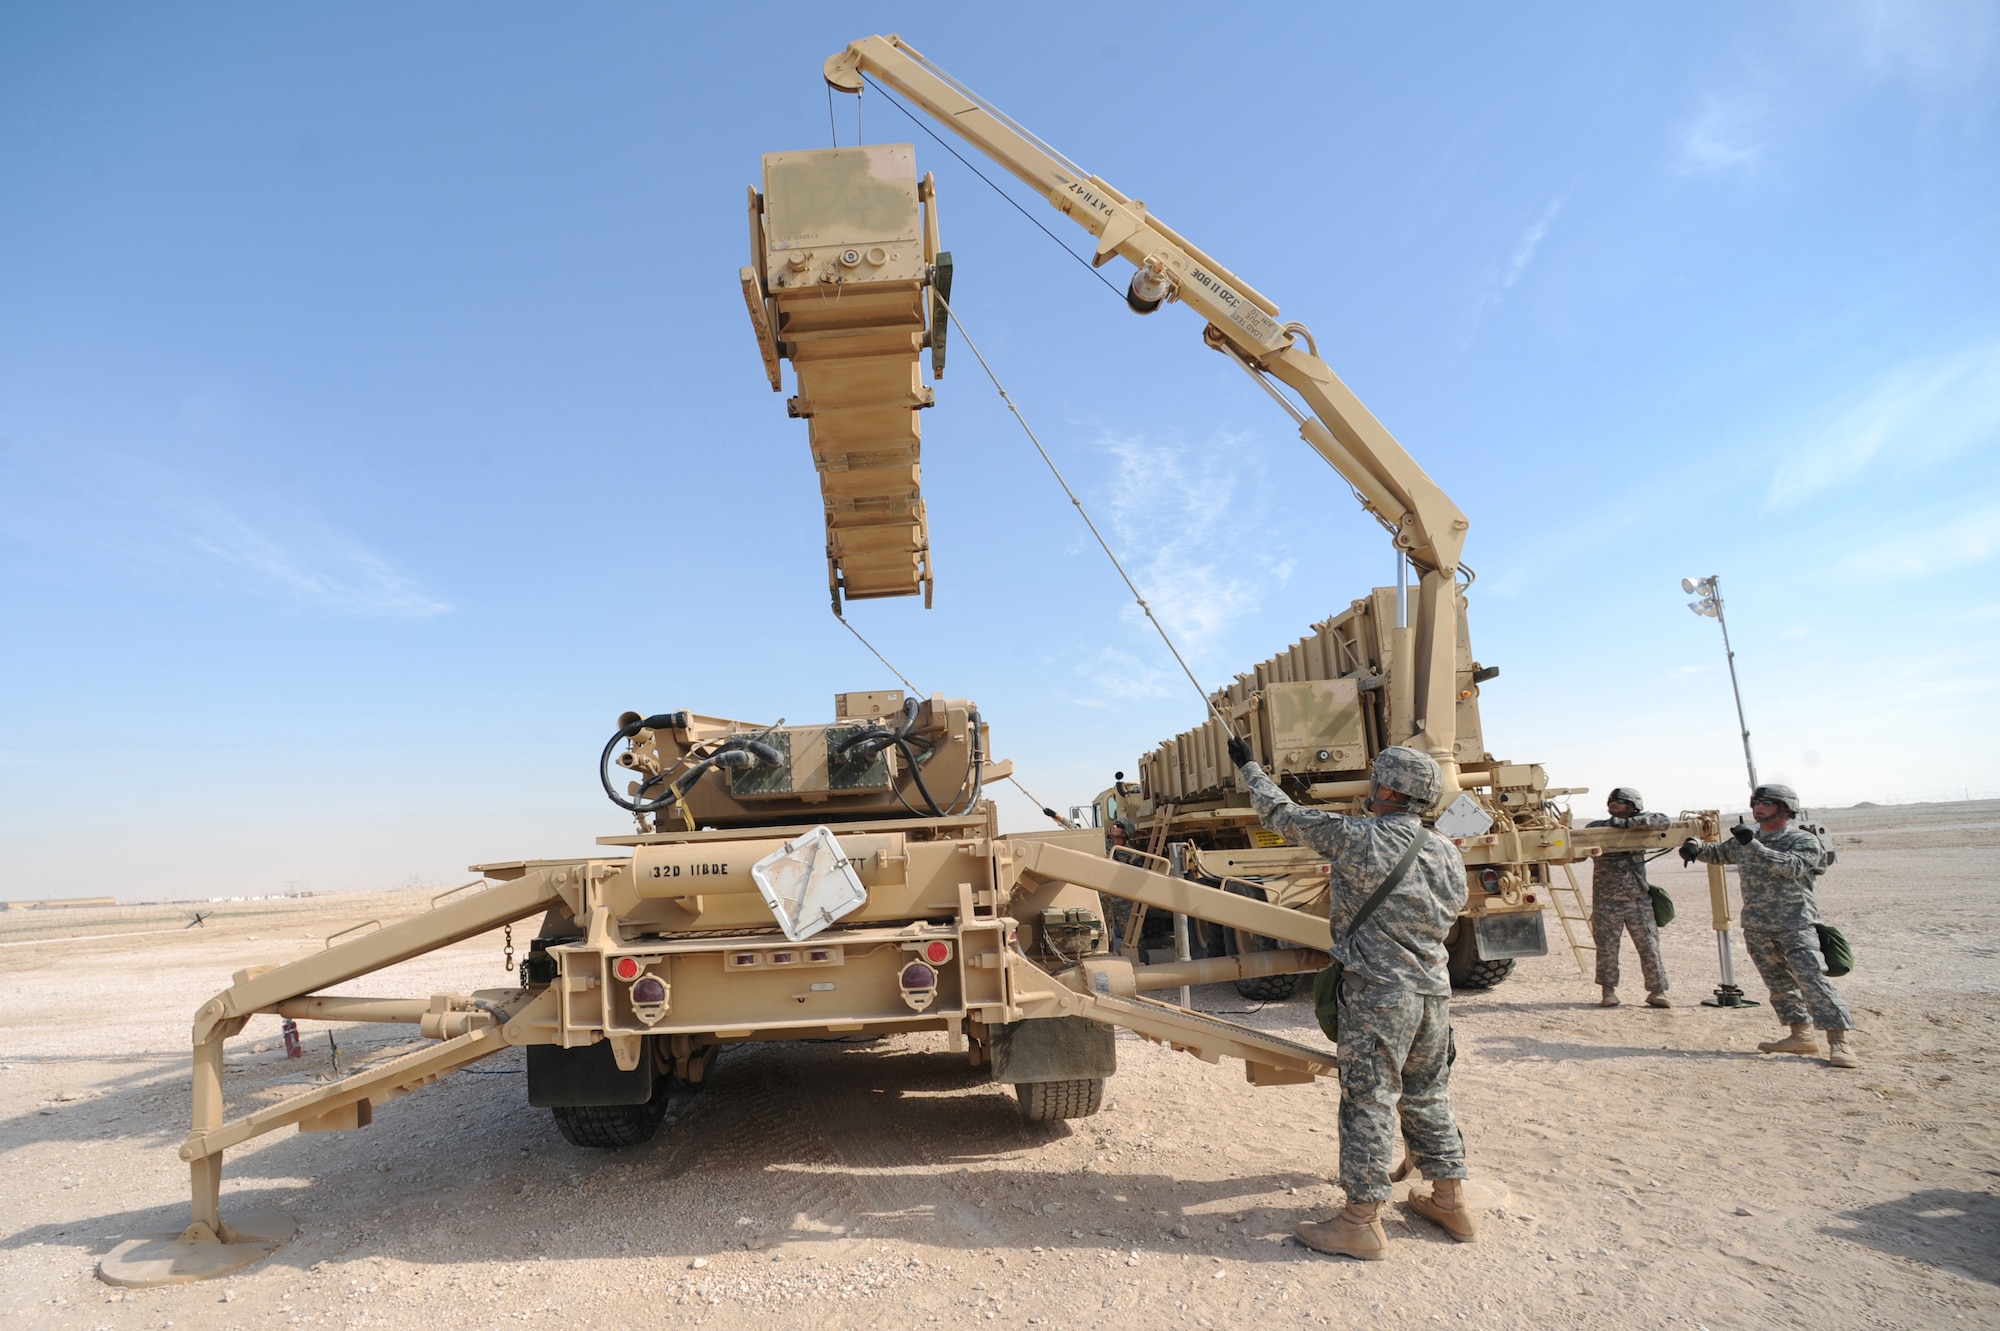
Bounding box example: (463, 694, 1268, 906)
(1681, 576, 1716, 596)
(1681, 577, 1698, 594)
(1687, 597, 1720, 618)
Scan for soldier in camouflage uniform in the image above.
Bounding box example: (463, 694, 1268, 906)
(1228, 736, 1478, 1259)
(1682, 783, 1858, 1068)
(1587, 787, 1672, 1008)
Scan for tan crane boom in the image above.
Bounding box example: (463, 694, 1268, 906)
(821, 34, 1472, 790)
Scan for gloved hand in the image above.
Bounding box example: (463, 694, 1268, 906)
(1226, 735, 1253, 768)
(1610, 816, 1630, 828)
(1679, 838, 1699, 864)
(1731, 824, 1755, 845)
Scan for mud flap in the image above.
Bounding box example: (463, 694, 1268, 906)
(527, 1041, 655, 1107)
(1472, 911, 1549, 960)
(989, 1017, 1116, 1085)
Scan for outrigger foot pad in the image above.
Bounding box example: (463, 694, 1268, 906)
(98, 1211, 296, 1287)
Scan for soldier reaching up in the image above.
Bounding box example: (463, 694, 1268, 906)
(1229, 737, 1478, 1260)
(1682, 784, 1858, 1069)
(1587, 787, 1672, 1008)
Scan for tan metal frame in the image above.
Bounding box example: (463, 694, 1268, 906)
(113, 820, 1340, 1285)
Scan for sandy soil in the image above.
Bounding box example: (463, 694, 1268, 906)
(2, 800, 1995, 1330)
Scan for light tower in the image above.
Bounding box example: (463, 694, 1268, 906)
(1683, 575, 1757, 791)
(1682, 574, 1760, 1009)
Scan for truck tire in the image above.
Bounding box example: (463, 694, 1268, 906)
(1447, 923, 1515, 991)
(550, 1097, 668, 1149)
(1015, 1077, 1105, 1122)
(1221, 881, 1303, 1001)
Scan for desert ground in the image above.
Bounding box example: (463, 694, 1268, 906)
(2, 800, 1994, 1331)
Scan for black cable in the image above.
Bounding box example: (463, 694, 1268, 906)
(600, 727, 780, 815)
(894, 736, 947, 816)
(861, 75, 1124, 300)
(599, 722, 654, 812)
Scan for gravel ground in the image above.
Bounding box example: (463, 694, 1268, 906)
(2, 800, 1995, 1330)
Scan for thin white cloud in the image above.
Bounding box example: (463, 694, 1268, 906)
(1464, 197, 1565, 340)
(1101, 430, 1270, 656)
(179, 501, 452, 619)
(1069, 646, 1175, 709)
(1769, 340, 2000, 505)
(1836, 500, 2000, 579)
(1676, 89, 1767, 174)
(1503, 199, 1563, 291)
(1, 448, 451, 619)
(1813, 0, 2000, 92)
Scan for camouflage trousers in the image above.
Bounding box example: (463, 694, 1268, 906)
(1744, 927, 1855, 1030)
(1336, 979, 1466, 1204)
(1591, 889, 1668, 994)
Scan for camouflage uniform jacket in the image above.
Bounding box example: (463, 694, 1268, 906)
(1586, 812, 1670, 904)
(1689, 823, 1826, 932)
(1240, 762, 1467, 995)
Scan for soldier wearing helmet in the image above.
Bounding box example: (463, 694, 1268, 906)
(1681, 783, 1858, 1068)
(1586, 787, 1672, 1009)
(1228, 735, 1477, 1260)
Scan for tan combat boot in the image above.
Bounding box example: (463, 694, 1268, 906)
(1826, 1029, 1860, 1069)
(1296, 1202, 1388, 1260)
(1405, 1178, 1479, 1243)
(1757, 1023, 1819, 1055)
(1599, 986, 1620, 1008)
(1646, 992, 1672, 1009)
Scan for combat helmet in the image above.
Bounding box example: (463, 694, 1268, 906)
(1608, 786, 1646, 812)
(1372, 745, 1442, 810)
(1751, 783, 1801, 815)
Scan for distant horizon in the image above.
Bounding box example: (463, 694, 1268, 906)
(5, 794, 1995, 906)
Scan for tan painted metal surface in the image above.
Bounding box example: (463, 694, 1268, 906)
(121, 685, 1354, 1288)
(743, 145, 943, 608)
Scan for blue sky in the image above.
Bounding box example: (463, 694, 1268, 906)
(4, 4, 1996, 899)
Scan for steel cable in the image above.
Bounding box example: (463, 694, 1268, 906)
(932, 289, 1228, 727)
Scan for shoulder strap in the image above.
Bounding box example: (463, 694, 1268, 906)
(1341, 827, 1431, 944)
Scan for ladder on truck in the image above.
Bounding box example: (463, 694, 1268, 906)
(1548, 863, 1594, 975)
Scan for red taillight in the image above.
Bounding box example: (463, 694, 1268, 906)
(924, 940, 951, 965)
(632, 976, 666, 1005)
(613, 957, 639, 981)
(899, 962, 937, 991)
(1479, 869, 1501, 893)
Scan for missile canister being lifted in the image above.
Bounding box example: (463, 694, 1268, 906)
(739, 143, 951, 610)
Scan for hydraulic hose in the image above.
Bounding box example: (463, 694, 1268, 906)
(600, 718, 781, 815)
(893, 736, 947, 816)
